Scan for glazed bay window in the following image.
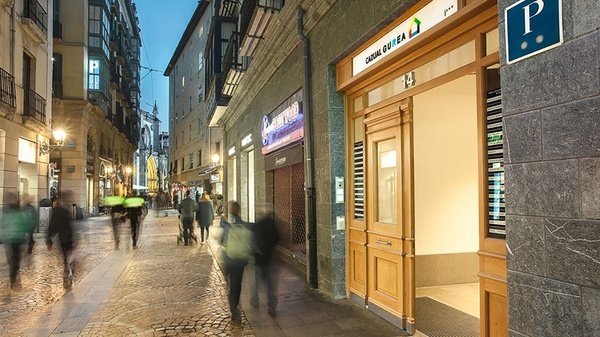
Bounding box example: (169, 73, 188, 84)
(88, 5, 110, 58)
(88, 59, 101, 90)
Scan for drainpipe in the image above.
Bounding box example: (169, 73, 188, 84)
(298, 6, 318, 289)
(10, 3, 15, 75)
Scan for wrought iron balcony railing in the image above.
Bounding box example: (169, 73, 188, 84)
(0, 67, 17, 107)
(24, 0, 48, 36)
(24, 88, 46, 123)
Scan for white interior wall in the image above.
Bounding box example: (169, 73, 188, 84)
(413, 75, 479, 255)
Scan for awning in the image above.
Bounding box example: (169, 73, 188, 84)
(198, 164, 220, 176)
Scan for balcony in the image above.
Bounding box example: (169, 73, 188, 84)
(0, 67, 17, 108)
(23, 88, 46, 125)
(52, 81, 63, 98)
(110, 0, 119, 16)
(1, 0, 15, 8)
(217, 0, 238, 17)
(206, 73, 230, 127)
(21, 0, 48, 44)
(53, 21, 62, 40)
(239, 0, 284, 57)
(222, 32, 250, 96)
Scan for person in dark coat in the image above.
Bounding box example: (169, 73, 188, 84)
(196, 192, 214, 242)
(46, 192, 75, 288)
(250, 204, 280, 316)
(110, 201, 125, 249)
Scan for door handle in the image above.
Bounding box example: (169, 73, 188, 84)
(376, 238, 392, 246)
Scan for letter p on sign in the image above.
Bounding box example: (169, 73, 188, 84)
(505, 0, 562, 64)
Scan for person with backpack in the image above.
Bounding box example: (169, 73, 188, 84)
(220, 200, 253, 324)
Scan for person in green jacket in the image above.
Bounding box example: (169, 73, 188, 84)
(2, 193, 31, 289)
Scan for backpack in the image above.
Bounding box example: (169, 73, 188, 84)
(225, 222, 253, 260)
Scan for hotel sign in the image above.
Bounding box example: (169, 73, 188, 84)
(261, 90, 304, 155)
(352, 0, 457, 76)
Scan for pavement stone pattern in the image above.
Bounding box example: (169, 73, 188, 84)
(0, 217, 115, 336)
(1, 210, 255, 337)
(79, 212, 254, 337)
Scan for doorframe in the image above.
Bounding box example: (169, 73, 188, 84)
(341, 3, 505, 336)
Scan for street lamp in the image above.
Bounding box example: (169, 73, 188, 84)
(39, 130, 67, 156)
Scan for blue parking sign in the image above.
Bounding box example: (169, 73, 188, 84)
(505, 0, 562, 64)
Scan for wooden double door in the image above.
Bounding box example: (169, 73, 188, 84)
(348, 98, 416, 332)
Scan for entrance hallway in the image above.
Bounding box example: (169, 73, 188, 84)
(3, 210, 413, 336)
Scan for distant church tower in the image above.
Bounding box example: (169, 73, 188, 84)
(134, 102, 169, 195)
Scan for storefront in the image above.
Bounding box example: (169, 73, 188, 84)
(336, 0, 505, 334)
(261, 90, 307, 259)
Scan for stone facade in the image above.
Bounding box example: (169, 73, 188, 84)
(217, 0, 599, 334)
(500, 0, 600, 335)
(0, 0, 52, 228)
(223, 0, 422, 298)
(165, 2, 223, 197)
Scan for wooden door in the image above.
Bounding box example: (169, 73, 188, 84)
(364, 98, 415, 332)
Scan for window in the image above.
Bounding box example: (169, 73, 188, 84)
(198, 52, 203, 71)
(182, 75, 185, 87)
(198, 85, 203, 103)
(88, 5, 109, 57)
(189, 125, 192, 141)
(189, 154, 194, 169)
(198, 149, 202, 167)
(181, 158, 185, 171)
(189, 96, 192, 111)
(198, 23, 203, 38)
(181, 106, 184, 119)
(189, 65, 192, 82)
(88, 59, 100, 90)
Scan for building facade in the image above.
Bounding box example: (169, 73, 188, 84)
(0, 0, 53, 231)
(214, 0, 599, 336)
(52, 0, 140, 214)
(164, 1, 223, 203)
(133, 103, 168, 196)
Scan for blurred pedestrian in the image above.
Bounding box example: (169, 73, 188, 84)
(173, 193, 179, 210)
(21, 194, 37, 254)
(196, 192, 214, 242)
(124, 194, 145, 248)
(106, 195, 125, 249)
(177, 190, 197, 246)
(250, 204, 280, 316)
(46, 191, 76, 289)
(2, 192, 31, 289)
(220, 200, 253, 324)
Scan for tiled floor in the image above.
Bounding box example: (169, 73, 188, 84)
(416, 283, 480, 318)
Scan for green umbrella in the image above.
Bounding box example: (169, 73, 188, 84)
(123, 196, 145, 208)
(104, 196, 125, 206)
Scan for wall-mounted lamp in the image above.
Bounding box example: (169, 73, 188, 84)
(39, 130, 67, 156)
(211, 154, 220, 166)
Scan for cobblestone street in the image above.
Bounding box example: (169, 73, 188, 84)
(1, 210, 254, 337)
(1, 215, 115, 336)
